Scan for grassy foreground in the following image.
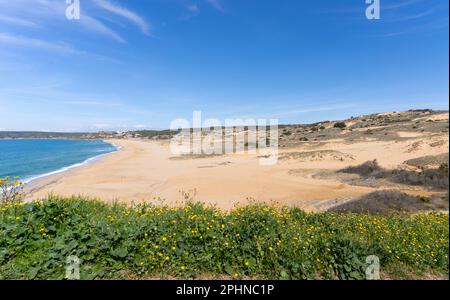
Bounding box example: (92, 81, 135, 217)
(0, 196, 448, 280)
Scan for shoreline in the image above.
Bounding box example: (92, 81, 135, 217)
(25, 146, 119, 185)
(24, 140, 120, 191)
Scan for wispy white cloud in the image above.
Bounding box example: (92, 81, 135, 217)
(180, 3, 201, 20)
(213, 102, 359, 121)
(279, 103, 358, 117)
(0, 80, 124, 108)
(377, 31, 407, 37)
(0, 41, 119, 66)
(93, 0, 151, 35)
(384, 0, 423, 10)
(0, 14, 38, 27)
(92, 123, 114, 129)
(252, 103, 359, 119)
(187, 3, 200, 15)
(60, 100, 122, 107)
(376, 19, 449, 37)
(133, 124, 147, 129)
(368, 0, 449, 37)
(80, 15, 126, 43)
(388, 6, 441, 22)
(206, 0, 224, 13)
(89, 123, 148, 131)
(0, 32, 83, 55)
(0, 0, 127, 43)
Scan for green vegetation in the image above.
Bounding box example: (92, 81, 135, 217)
(340, 159, 383, 177)
(340, 160, 449, 189)
(333, 122, 347, 129)
(404, 153, 449, 169)
(0, 196, 447, 280)
(0, 176, 24, 203)
(131, 129, 180, 139)
(0, 131, 88, 139)
(329, 190, 435, 215)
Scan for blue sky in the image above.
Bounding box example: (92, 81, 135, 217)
(0, 0, 448, 132)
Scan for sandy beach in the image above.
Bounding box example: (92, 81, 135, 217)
(26, 124, 448, 211)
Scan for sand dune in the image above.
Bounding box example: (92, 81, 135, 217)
(26, 132, 447, 211)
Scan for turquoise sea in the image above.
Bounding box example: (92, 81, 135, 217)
(0, 139, 117, 182)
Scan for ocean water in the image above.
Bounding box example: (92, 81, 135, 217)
(0, 139, 117, 182)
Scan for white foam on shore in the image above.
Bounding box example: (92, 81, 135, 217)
(23, 142, 120, 185)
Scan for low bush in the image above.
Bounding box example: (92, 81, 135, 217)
(0, 177, 25, 203)
(339, 161, 449, 189)
(389, 168, 449, 189)
(0, 197, 447, 279)
(334, 122, 347, 129)
(339, 160, 383, 177)
(329, 190, 428, 215)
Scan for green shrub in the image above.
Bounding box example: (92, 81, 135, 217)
(0, 197, 448, 279)
(329, 190, 427, 215)
(339, 160, 383, 177)
(339, 161, 449, 189)
(0, 177, 24, 203)
(334, 122, 347, 129)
